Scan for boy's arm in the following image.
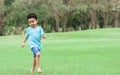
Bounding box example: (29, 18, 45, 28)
(42, 34, 46, 39)
(22, 36, 28, 48)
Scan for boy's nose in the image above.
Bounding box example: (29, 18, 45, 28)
(31, 23, 34, 25)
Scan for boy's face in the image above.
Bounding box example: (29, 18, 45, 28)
(28, 18, 38, 28)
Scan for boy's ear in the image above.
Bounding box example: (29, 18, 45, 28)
(36, 19, 38, 23)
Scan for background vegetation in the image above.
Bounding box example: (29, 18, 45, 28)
(0, 0, 120, 35)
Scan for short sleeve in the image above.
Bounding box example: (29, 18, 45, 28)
(40, 27, 44, 36)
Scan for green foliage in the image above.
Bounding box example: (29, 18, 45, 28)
(1, 0, 120, 35)
(0, 0, 6, 13)
(4, 0, 14, 6)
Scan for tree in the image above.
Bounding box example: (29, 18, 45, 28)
(0, 0, 6, 35)
(88, 0, 99, 29)
(1, 0, 120, 35)
(49, 0, 60, 32)
(111, 0, 120, 27)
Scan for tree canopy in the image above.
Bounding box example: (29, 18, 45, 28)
(0, 0, 120, 35)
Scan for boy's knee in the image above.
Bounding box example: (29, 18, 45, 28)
(36, 52, 40, 56)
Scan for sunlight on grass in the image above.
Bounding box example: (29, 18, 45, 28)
(0, 28, 120, 75)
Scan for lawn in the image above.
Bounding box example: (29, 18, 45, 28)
(0, 28, 120, 75)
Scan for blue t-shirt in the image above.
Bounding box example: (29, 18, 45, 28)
(26, 26, 44, 49)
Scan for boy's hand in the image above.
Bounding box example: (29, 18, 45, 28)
(22, 42, 25, 48)
(42, 35, 46, 39)
(22, 36, 27, 48)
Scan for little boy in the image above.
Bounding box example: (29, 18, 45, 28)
(21, 13, 46, 73)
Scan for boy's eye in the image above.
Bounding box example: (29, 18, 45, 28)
(28, 18, 37, 24)
(29, 20, 34, 23)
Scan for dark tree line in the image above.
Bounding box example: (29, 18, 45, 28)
(0, 0, 120, 35)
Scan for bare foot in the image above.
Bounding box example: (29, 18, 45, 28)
(37, 67, 42, 73)
(30, 68, 34, 73)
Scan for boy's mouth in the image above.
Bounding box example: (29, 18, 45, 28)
(31, 24, 36, 28)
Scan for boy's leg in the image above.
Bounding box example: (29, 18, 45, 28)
(36, 52, 42, 72)
(31, 58, 36, 73)
(31, 47, 42, 73)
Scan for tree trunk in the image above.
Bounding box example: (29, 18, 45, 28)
(100, 11, 109, 28)
(62, 15, 67, 32)
(0, 24, 4, 36)
(113, 11, 118, 28)
(90, 10, 97, 29)
(0, 14, 4, 36)
(0, 0, 4, 35)
(104, 18, 108, 28)
(53, 9, 59, 32)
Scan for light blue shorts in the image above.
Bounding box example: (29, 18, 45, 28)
(31, 47, 40, 57)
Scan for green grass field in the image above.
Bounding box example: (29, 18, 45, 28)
(0, 28, 120, 75)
